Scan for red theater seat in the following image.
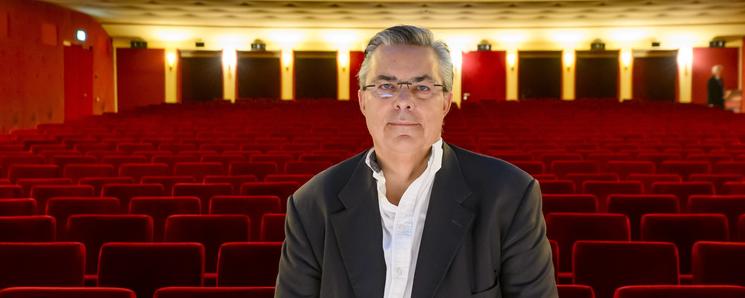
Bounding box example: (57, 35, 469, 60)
(546, 213, 630, 274)
(174, 162, 225, 180)
(0, 185, 23, 198)
(0, 216, 55, 242)
(66, 214, 154, 275)
(29, 185, 94, 212)
(565, 173, 619, 189)
(539, 180, 576, 194)
(582, 181, 643, 211)
(626, 174, 682, 194)
(62, 164, 115, 182)
(0, 199, 37, 216)
(217, 242, 282, 287)
(240, 182, 299, 211)
(722, 182, 745, 195)
(260, 213, 286, 242)
(607, 194, 680, 240)
(102, 183, 165, 208)
(557, 284, 596, 298)
(263, 174, 312, 184)
(209, 195, 281, 241)
(118, 163, 170, 182)
(573, 241, 679, 298)
(641, 214, 728, 274)
(129, 196, 201, 241)
(229, 162, 278, 180)
(8, 165, 59, 183)
(542, 194, 598, 215)
(606, 161, 656, 179)
(688, 195, 745, 239)
(100, 155, 148, 169)
(0, 242, 85, 288)
(164, 215, 251, 273)
(284, 161, 331, 175)
(46, 197, 121, 240)
(511, 161, 545, 175)
(0, 287, 136, 298)
(658, 161, 710, 180)
(692, 241, 745, 286)
(78, 177, 135, 195)
(172, 183, 233, 213)
(689, 173, 743, 194)
(613, 285, 745, 298)
(141, 176, 197, 194)
(551, 160, 599, 177)
(650, 182, 714, 212)
(712, 161, 745, 176)
(154, 286, 274, 298)
(97, 242, 204, 298)
(203, 175, 258, 194)
(738, 214, 745, 241)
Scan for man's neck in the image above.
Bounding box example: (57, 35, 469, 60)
(375, 145, 431, 184)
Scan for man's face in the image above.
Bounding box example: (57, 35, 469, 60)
(714, 67, 723, 77)
(358, 44, 452, 155)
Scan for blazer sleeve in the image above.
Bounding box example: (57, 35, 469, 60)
(275, 195, 321, 298)
(500, 179, 558, 298)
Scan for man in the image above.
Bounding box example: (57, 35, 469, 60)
(708, 64, 725, 109)
(275, 25, 558, 298)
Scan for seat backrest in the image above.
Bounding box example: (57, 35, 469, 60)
(0, 216, 55, 242)
(613, 285, 745, 298)
(164, 215, 251, 273)
(546, 213, 630, 273)
(692, 241, 745, 286)
(0, 242, 85, 288)
(0, 287, 136, 298)
(217, 242, 282, 287)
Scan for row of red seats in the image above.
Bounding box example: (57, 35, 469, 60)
(1, 241, 744, 298)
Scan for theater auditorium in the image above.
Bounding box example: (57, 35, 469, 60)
(2, 0, 745, 297)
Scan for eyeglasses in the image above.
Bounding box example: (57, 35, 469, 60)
(362, 81, 445, 100)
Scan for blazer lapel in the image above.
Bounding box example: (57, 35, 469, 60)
(331, 155, 386, 298)
(411, 143, 475, 298)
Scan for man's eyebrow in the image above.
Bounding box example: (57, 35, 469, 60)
(374, 75, 397, 81)
(412, 75, 434, 82)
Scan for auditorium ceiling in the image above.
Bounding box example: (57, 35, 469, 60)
(43, 0, 745, 29)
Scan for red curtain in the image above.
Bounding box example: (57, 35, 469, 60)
(692, 48, 738, 105)
(462, 51, 507, 102)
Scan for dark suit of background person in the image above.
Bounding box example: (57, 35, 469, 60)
(708, 66, 725, 109)
(274, 142, 557, 298)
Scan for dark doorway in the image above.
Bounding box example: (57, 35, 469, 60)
(294, 51, 337, 100)
(518, 51, 562, 100)
(575, 51, 619, 100)
(237, 51, 281, 100)
(633, 51, 678, 102)
(180, 51, 223, 102)
(64, 45, 93, 121)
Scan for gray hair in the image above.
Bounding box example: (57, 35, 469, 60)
(357, 25, 453, 92)
(712, 64, 723, 74)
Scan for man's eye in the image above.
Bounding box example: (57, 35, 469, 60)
(415, 85, 431, 92)
(378, 83, 395, 90)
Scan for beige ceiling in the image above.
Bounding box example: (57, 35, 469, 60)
(43, 0, 745, 29)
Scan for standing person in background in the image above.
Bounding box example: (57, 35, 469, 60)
(708, 65, 725, 109)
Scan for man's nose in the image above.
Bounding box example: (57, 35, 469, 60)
(394, 86, 414, 110)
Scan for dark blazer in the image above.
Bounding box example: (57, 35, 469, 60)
(275, 143, 558, 298)
(708, 76, 724, 108)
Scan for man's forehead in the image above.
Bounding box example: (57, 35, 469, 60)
(369, 45, 440, 81)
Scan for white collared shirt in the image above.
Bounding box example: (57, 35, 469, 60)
(364, 138, 444, 298)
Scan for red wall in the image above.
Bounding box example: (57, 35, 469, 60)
(0, 0, 113, 133)
(692, 47, 738, 105)
(348, 51, 364, 101)
(462, 51, 507, 102)
(116, 48, 165, 111)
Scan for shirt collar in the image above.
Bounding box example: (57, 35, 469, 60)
(365, 138, 444, 175)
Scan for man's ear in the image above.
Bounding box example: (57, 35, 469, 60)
(443, 92, 453, 114)
(358, 89, 366, 116)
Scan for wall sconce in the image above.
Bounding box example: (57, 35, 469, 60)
(620, 49, 632, 70)
(166, 52, 177, 71)
(506, 50, 517, 71)
(677, 47, 693, 75)
(222, 48, 237, 78)
(338, 50, 349, 72)
(563, 49, 575, 72)
(281, 49, 292, 71)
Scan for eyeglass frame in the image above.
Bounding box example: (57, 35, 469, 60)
(361, 80, 447, 99)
